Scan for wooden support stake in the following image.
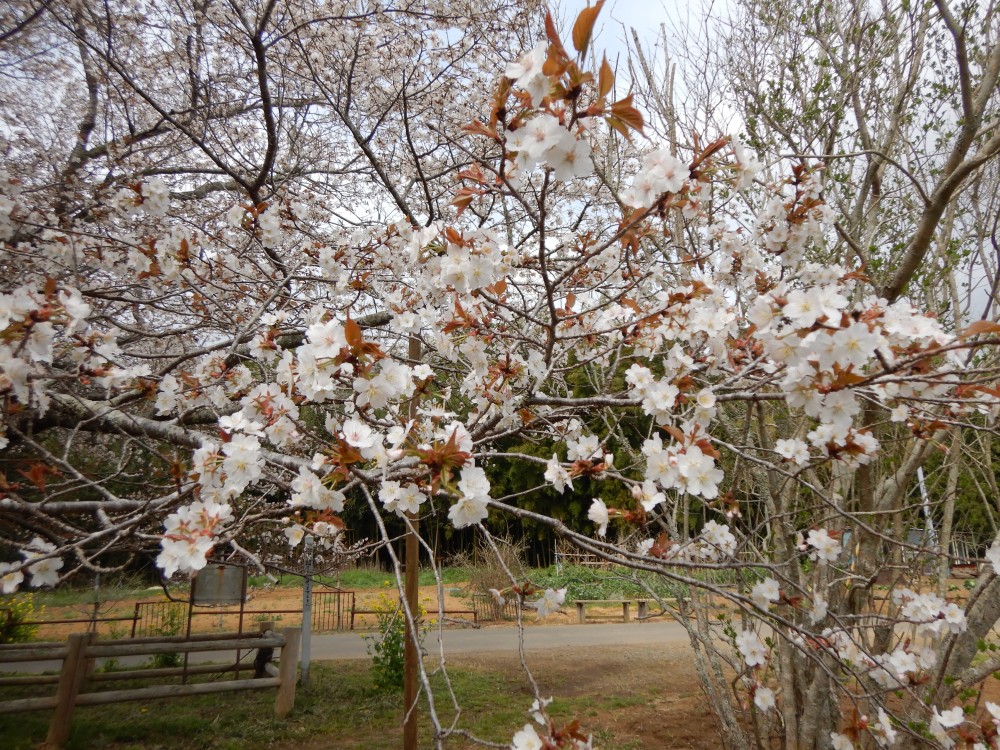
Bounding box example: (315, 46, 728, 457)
(403, 511, 419, 750)
(46, 632, 93, 748)
(274, 627, 300, 718)
(403, 333, 421, 750)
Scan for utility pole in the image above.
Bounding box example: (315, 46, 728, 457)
(403, 334, 421, 750)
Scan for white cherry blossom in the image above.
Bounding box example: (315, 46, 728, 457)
(544, 455, 573, 493)
(754, 685, 776, 712)
(511, 722, 544, 750)
(736, 629, 768, 667)
(588, 498, 610, 537)
(986, 540, 1000, 575)
(806, 528, 842, 564)
(751, 578, 780, 609)
(0, 563, 24, 594)
(533, 588, 566, 618)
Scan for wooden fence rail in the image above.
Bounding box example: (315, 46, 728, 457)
(0, 625, 300, 748)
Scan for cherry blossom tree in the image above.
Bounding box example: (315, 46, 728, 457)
(617, 1, 1000, 747)
(2, 1, 1000, 748)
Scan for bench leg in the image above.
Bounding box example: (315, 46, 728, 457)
(576, 603, 586, 624)
(638, 601, 649, 619)
(622, 602, 631, 623)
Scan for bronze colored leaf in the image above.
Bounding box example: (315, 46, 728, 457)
(598, 55, 614, 98)
(663, 425, 685, 444)
(610, 94, 644, 134)
(344, 315, 363, 349)
(958, 319, 1000, 339)
(572, 1, 605, 56)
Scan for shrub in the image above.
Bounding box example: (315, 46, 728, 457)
(363, 594, 425, 693)
(462, 534, 529, 597)
(533, 565, 686, 601)
(0, 594, 40, 644)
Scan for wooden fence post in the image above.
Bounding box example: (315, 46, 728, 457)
(254, 621, 275, 678)
(274, 627, 300, 719)
(46, 632, 93, 748)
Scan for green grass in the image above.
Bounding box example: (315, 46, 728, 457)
(316, 566, 472, 590)
(0, 660, 652, 749)
(27, 584, 167, 608)
(27, 568, 472, 609)
(247, 566, 473, 590)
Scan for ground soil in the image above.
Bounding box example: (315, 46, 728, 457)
(447, 645, 718, 750)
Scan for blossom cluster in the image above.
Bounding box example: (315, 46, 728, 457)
(157, 500, 233, 578)
(0, 537, 64, 592)
(505, 113, 592, 182)
(641, 435, 725, 502)
(621, 148, 690, 209)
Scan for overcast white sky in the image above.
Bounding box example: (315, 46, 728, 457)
(556, 0, 731, 65)
(556, 0, 668, 67)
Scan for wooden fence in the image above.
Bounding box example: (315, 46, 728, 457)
(0, 625, 301, 748)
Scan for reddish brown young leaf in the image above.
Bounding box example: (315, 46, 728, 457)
(606, 114, 631, 141)
(451, 187, 481, 217)
(544, 11, 569, 60)
(461, 120, 498, 139)
(317, 513, 346, 530)
(610, 94, 644, 134)
(444, 226, 468, 246)
(416, 430, 472, 490)
(695, 438, 720, 460)
(663, 424, 685, 444)
(572, 1, 605, 55)
(19, 462, 59, 491)
(619, 296, 642, 314)
(829, 367, 866, 388)
(598, 54, 614, 98)
(958, 319, 1000, 339)
(543, 44, 570, 79)
(484, 277, 507, 297)
(456, 163, 489, 184)
(344, 315, 363, 349)
(971, 384, 1000, 399)
(690, 136, 729, 169)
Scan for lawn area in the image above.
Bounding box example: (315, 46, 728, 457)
(0, 657, 668, 750)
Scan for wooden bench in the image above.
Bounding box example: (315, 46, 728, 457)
(572, 599, 649, 624)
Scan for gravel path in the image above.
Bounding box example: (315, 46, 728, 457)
(4, 620, 691, 673)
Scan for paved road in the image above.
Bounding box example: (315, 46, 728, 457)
(4, 621, 691, 674)
(313, 620, 690, 660)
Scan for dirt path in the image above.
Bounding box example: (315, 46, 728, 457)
(449, 645, 719, 750)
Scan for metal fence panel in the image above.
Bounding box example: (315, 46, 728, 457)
(312, 589, 354, 632)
